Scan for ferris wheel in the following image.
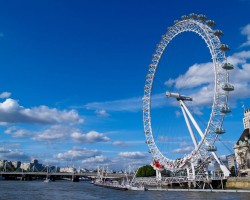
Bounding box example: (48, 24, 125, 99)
(143, 13, 234, 179)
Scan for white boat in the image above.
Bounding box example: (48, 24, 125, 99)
(126, 184, 147, 191)
(43, 165, 51, 182)
(44, 178, 51, 183)
(125, 167, 147, 191)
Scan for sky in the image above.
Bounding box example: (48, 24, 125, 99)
(0, 0, 250, 171)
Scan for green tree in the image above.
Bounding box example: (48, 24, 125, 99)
(136, 165, 156, 177)
(230, 166, 236, 177)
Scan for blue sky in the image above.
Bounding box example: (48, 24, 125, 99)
(0, 0, 250, 170)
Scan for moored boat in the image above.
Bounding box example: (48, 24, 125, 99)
(94, 180, 128, 191)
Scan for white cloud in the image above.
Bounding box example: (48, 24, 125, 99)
(172, 146, 193, 153)
(164, 50, 250, 108)
(95, 109, 110, 117)
(85, 97, 142, 112)
(0, 147, 31, 161)
(5, 125, 77, 142)
(112, 141, 128, 147)
(5, 127, 32, 138)
(0, 92, 11, 99)
(32, 125, 72, 142)
(165, 62, 214, 89)
(118, 151, 147, 159)
(71, 131, 110, 143)
(240, 24, 250, 47)
(82, 155, 110, 164)
(56, 147, 100, 161)
(0, 98, 83, 125)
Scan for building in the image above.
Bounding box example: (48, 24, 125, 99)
(20, 162, 31, 171)
(12, 161, 21, 169)
(60, 167, 76, 173)
(0, 160, 13, 170)
(243, 108, 250, 129)
(226, 154, 236, 170)
(20, 159, 43, 171)
(234, 108, 250, 176)
(0, 160, 6, 168)
(214, 160, 228, 172)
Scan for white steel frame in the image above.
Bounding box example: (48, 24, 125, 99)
(143, 15, 232, 177)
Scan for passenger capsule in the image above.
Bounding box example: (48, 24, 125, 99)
(206, 145, 217, 152)
(162, 34, 170, 40)
(152, 54, 160, 58)
(220, 106, 231, 114)
(214, 30, 224, 37)
(181, 15, 188, 20)
(214, 127, 226, 134)
(174, 20, 179, 24)
(198, 14, 207, 21)
(222, 83, 234, 91)
(206, 20, 216, 27)
(189, 13, 198, 19)
(222, 63, 234, 70)
(219, 44, 230, 51)
(146, 74, 153, 79)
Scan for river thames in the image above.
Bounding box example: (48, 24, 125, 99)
(0, 180, 249, 200)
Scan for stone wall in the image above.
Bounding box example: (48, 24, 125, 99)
(226, 177, 250, 189)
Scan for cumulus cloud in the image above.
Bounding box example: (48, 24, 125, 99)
(240, 24, 250, 47)
(71, 131, 110, 143)
(165, 62, 214, 89)
(172, 146, 193, 154)
(118, 151, 147, 159)
(82, 155, 110, 165)
(56, 147, 100, 161)
(0, 98, 83, 124)
(164, 50, 250, 108)
(0, 147, 31, 161)
(0, 92, 11, 99)
(5, 125, 76, 142)
(5, 127, 32, 138)
(32, 125, 73, 142)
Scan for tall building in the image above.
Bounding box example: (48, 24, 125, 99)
(20, 159, 43, 171)
(12, 161, 21, 169)
(226, 154, 235, 170)
(243, 108, 250, 129)
(234, 107, 250, 176)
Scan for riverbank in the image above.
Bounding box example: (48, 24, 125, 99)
(226, 177, 250, 190)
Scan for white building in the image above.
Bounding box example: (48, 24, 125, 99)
(226, 154, 235, 170)
(60, 167, 76, 173)
(0, 160, 6, 168)
(243, 108, 250, 129)
(12, 161, 21, 169)
(20, 159, 43, 171)
(234, 107, 250, 176)
(20, 162, 31, 171)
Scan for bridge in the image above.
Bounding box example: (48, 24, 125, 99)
(0, 171, 132, 181)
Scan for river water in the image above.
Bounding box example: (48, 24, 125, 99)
(0, 180, 249, 200)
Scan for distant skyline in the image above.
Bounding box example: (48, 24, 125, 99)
(0, 0, 250, 170)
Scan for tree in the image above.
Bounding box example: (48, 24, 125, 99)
(136, 165, 156, 177)
(230, 166, 236, 177)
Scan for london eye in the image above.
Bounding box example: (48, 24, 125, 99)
(143, 13, 234, 179)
